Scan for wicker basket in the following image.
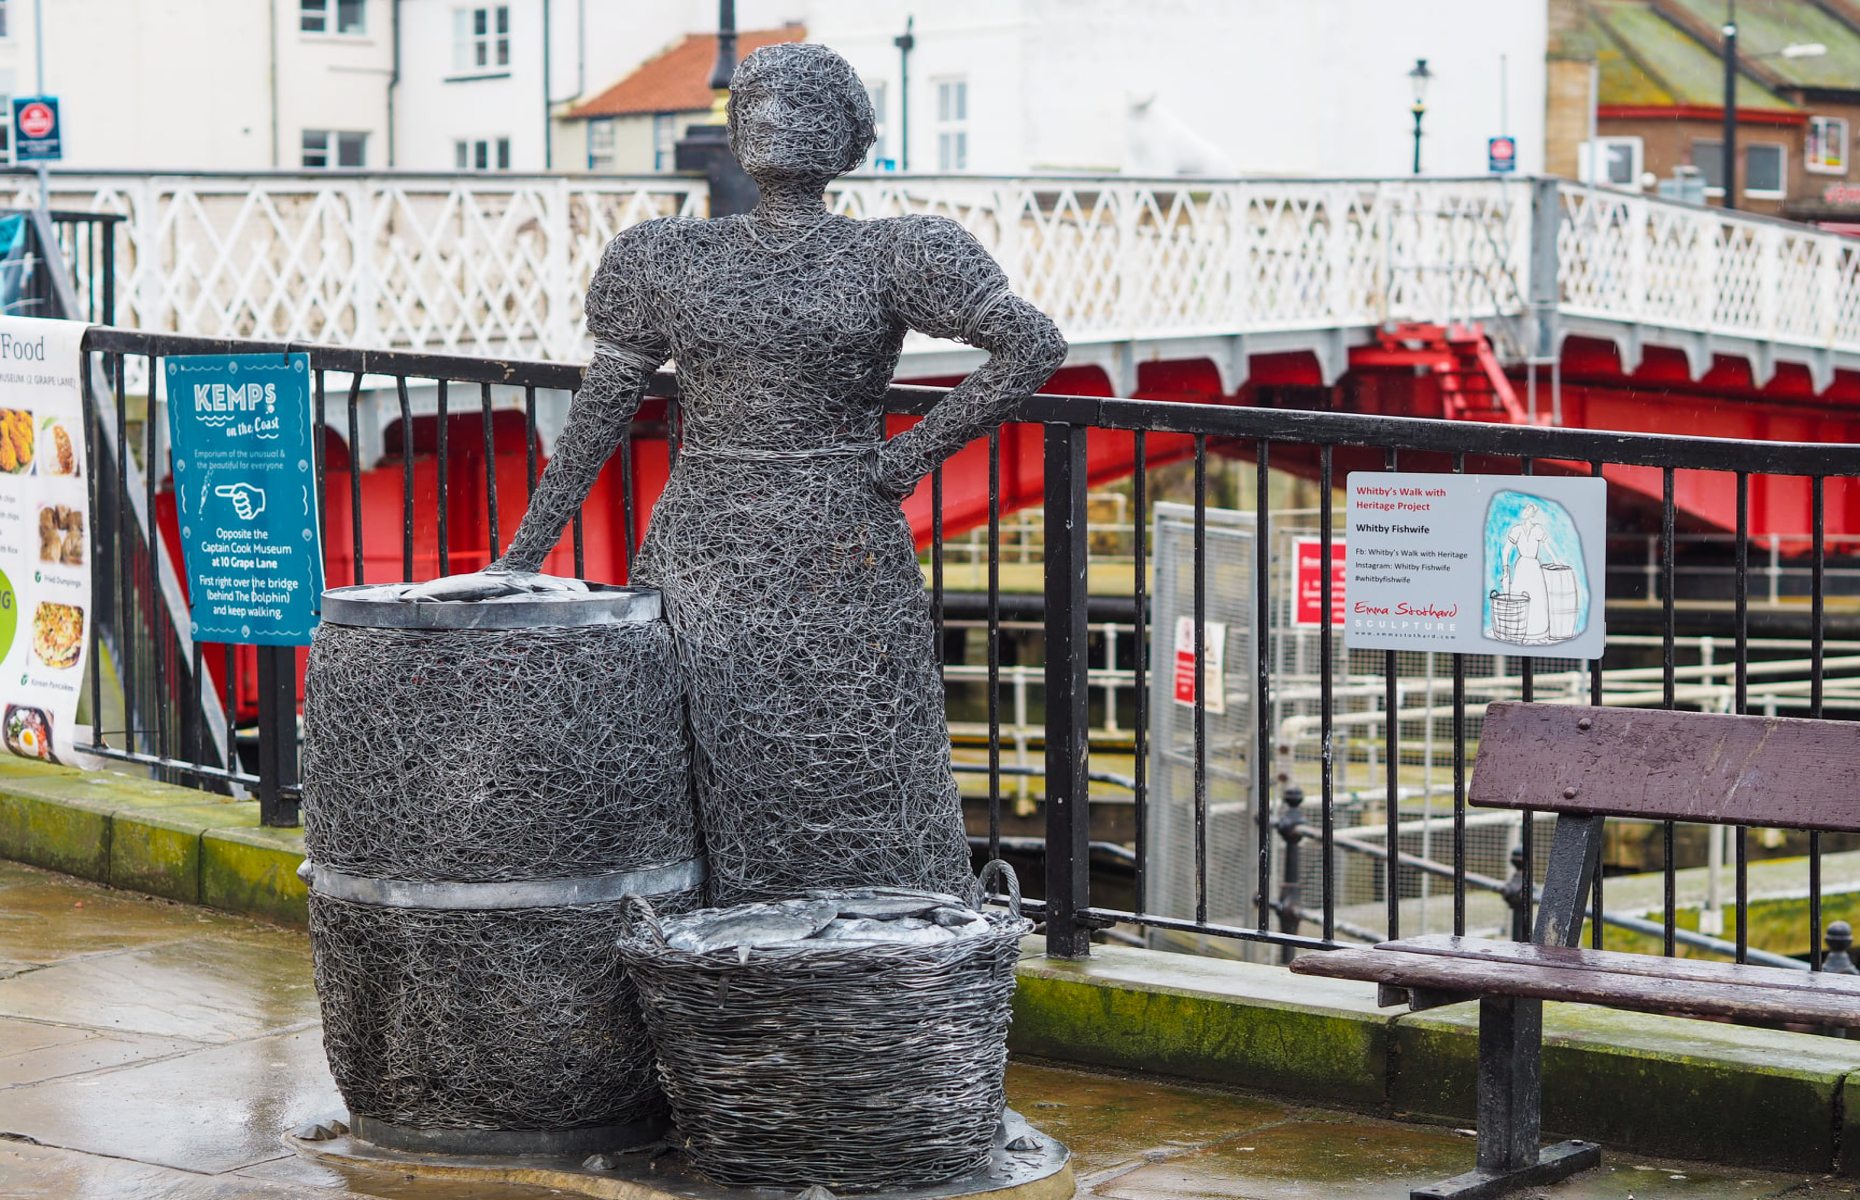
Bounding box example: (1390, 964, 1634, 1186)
(617, 862, 1032, 1193)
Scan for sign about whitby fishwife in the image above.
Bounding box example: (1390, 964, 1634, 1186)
(1345, 472, 1607, 660)
(166, 354, 324, 645)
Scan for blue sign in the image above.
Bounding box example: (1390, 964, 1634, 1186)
(11, 97, 60, 163)
(1487, 135, 1517, 175)
(165, 354, 323, 645)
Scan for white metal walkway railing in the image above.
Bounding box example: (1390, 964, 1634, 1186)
(7, 171, 1857, 393)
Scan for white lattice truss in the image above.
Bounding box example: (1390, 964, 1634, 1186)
(16, 173, 1860, 384)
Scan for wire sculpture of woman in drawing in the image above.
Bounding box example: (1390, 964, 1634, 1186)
(486, 43, 1067, 903)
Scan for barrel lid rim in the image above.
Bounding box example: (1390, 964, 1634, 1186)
(319, 581, 661, 629)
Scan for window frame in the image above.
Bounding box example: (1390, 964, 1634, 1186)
(303, 129, 367, 169)
(934, 77, 968, 172)
(1691, 137, 1726, 197)
(1808, 115, 1848, 176)
(1744, 142, 1787, 199)
(450, 5, 510, 76)
(1578, 135, 1643, 190)
(652, 113, 679, 172)
(587, 118, 616, 172)
(454, 136, 512, 172)
(301, 0, 364, 36)
(0, 3, 11, 40)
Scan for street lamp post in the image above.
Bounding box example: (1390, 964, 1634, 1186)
(674, 0, 756, 215)
(1408, 58, 1432, 176)
(894, 16, 915, 172)
(1722, 3, 1738, 210)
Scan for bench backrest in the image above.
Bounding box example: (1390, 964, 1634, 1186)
(1470, 702, 1860, 833)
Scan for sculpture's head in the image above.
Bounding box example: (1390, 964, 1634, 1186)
(729, 42, 875, 187)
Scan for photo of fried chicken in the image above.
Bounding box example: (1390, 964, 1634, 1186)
(43, 421, 76, 477)
(0, 409, 32, 474)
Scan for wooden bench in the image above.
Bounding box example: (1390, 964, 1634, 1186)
(1290, 701, 1860, 1200)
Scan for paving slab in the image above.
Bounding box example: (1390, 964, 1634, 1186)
(0, 1141, 570, 1199)
(3, 1026, 339, 1174)
(0, 1014, 200, 1086)
(0, 935, 319, 1041)
(0, 859, 225, 964)
(0, 859, 1846, 1200)
(1005, 1062, 1291, 1181)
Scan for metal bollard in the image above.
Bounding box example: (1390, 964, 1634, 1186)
(1276, 784, 1307, 964)
(1825, 921, 1859, 975)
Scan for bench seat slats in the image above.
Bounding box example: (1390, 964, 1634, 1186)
(1290, 945, 1860, 1026)
(1386, 934, 1860, 998)
(1469, 702, 1860, 832)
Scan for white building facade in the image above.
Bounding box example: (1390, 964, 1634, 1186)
(0, 0, 1547, 178)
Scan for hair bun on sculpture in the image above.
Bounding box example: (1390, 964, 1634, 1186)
(728, 42, 877, 180)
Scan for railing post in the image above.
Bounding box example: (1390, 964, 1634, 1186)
(1275, 783, 1306, 964)
(256, 646, 300, 827)
(1043, 421, 1091, 959)
(1527, 177, 1561, 373)
(1502, 845, 1531, 942)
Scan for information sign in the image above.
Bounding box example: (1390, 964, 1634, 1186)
(1345, 472, 1606, 659)
(165, 354, 323, 645)
(0, 317, 91, 763)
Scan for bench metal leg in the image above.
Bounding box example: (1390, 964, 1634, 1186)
(1409, 997, 1601, 1200)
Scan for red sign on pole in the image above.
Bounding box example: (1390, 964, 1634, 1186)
(1293, 537, 1347, 626)
(17, 103, 54, 140)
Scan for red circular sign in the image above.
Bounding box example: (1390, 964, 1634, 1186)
(1489, 137, 1516, 162)
(18, 103, 54, 140)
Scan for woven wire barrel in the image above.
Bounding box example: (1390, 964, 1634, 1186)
(1544, 563, 1578, 640)
(301, 580, 700, 1156)
(617, 863, 1032, 1193)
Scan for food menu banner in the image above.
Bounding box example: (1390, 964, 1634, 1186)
(0, 317, 92, 764)
(1344, 472, 1607, 660)
(165, 354, 324, 646)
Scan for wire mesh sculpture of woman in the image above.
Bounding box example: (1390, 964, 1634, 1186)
(490, 43, 1067, 904)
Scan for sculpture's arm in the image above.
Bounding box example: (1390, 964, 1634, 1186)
(494, 345, 659, 572)
(875, 216, 1067, 502)
(874, 294, 1068, 501)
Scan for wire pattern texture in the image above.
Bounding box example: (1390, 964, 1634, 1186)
(617, 865, 1032, 1192)
(495, 42, 1067, 905)
(301, 598, 700, 1134)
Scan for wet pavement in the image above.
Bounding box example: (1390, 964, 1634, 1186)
(0, 858, 1850, 1199)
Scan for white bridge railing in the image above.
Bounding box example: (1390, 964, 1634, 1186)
(9, 171, 1860, 384)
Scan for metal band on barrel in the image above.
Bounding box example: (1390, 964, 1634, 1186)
(303, 858, 705, 910)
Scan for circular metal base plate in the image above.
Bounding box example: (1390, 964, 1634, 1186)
(349, 1113, 667, 1157)
(293, 1108, 1073, 1199)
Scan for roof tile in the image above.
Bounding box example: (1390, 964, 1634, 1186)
(566, 25, 806, 120)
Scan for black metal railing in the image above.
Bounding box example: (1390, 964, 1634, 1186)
(70, 324, 1860, 972)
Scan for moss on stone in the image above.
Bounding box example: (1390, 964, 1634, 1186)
(1393, 1000, 1860, 1171)
(200, 825, 308, 927)
(1012, 945, 1389, 1106)
(108, 802, 257, 904)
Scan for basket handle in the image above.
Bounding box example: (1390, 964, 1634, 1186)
(621, 893, 668, 948)
(977, 859, 1022, 919)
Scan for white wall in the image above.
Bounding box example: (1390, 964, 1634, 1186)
(0, 0, 1548, 178)
(279, 0, 394, 169)
(808, 0, 1546, 179)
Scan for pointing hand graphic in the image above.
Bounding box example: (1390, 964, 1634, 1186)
(214, 483, 267, 521)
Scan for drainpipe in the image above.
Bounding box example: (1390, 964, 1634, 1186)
(577, 0, 585, 99)
(387, 0, 401, 166)
(542, 0, 553, 169)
